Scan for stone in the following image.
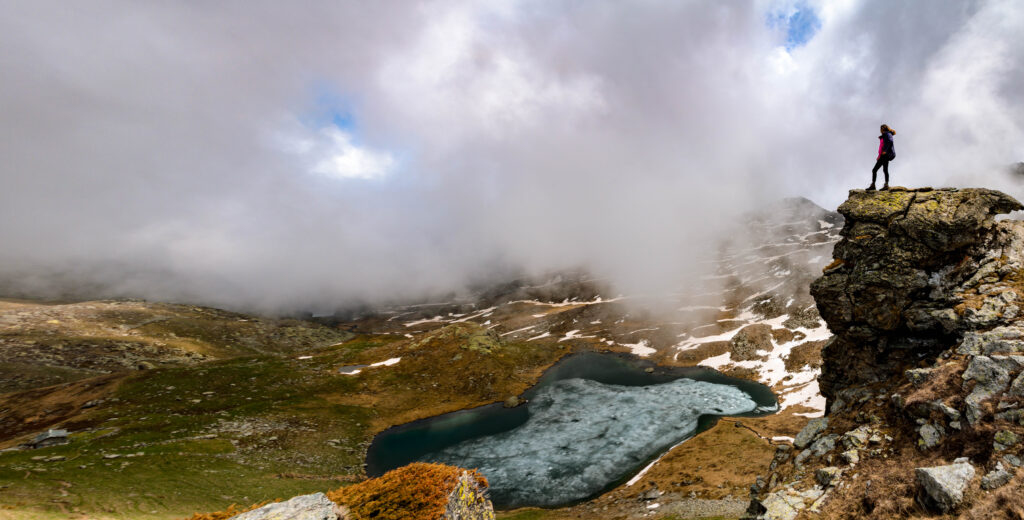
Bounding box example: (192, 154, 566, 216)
(228, 492, 341, 520)
(840, 450, 859, 465)
(841, 426, 872, 450)
(963, 356, 1014, 424)
(993, 430, 1019, 451)
(932, 401, 962, 422)
(959, 326, 1024, 355)
(916, 462, 975, 513)
(918, 424, 943, 450)
(444, 471, 496, 520)
(981, 463, 1012, 490)
(793, 417, 829, 449)
(760, 490, 806, 520)
(906, 367, 934, 385)
(1003, 454, 1022, 467)
(502, 396, 521, 408)
(808, 434, 838, 457)
(995, 408, 1024, 425)
(640, 486, 661, 501)
(815, 466, 842, 487)
(1009, 372, 1024, 397)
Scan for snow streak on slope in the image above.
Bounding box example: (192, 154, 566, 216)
(347, 198, 842, 415)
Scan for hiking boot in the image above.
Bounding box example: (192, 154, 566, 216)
(881, 184, 889, 191)
(867, 183, 876, 191)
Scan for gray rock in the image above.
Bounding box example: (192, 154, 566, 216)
(932, 401, 962, 422)
(906, 367, 934, 385)
(918, 423, 943, 450)
(793, 418, 829, 449)
(840, 450, 859, 465)
(841, 426, 872, 450)
(1003, 454, 1022, 467)
(228, 493, 340, 520)
(809, 434, 838, 457)
(1009, 372, 1024, 397)
(810, 189, 1024, 403)
(760, 490, 806, 520)
(815, 466, 842, 487)
(962, 356, 1013, 424)
(994, 408, 1024, 425)
(993, 430, 1020, 451)
(916, 462, 975, 513)
(981, 463, 1012, 490)
(958, 326, 1024, 355)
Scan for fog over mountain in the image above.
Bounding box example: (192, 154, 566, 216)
(2, 1, 1023, 313)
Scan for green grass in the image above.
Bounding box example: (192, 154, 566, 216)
(0, 327, 566, 519)
(0, 351, 373, 518)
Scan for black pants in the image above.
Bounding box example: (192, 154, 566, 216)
(872, 157, 889, 185)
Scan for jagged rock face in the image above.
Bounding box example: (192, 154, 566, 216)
(810, 188, 1024, 402)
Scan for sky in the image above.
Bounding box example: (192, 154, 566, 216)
(1, 0, 1023, 314)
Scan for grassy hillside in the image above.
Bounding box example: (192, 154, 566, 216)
(0, 307, 567, 519)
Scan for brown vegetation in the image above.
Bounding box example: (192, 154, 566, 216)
(327, 463, 487, 520)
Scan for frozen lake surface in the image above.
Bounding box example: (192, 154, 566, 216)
(365, 352, 776, 508)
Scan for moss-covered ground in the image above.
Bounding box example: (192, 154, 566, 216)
(0, 325, 566, 519)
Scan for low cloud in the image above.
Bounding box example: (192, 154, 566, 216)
(1, 1, 1022, 314)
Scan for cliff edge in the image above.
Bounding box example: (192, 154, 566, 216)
(748, 188, 1024, 519)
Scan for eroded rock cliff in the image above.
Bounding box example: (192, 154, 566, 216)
(811, 188, 1024, 404)
(748, 188, 1024, 519)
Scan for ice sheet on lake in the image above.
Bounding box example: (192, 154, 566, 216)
(424, 377, 757, 507)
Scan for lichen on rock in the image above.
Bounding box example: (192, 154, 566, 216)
(747, 187, 1024, 519)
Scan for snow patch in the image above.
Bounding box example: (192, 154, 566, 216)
(370, 357, 401, 367)
(621, 339, 657, 357)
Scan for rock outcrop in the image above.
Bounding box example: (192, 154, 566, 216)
(229, 493, 342, 520)
(810, 188, 1024, 404)
(747, 188, 1024, 519)
(915, 459, 975, 513)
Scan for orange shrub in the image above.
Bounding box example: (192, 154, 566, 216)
(328, 462, 487, 520)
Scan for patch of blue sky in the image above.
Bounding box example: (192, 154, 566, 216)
(767, 3, 822, 51)
(304, 80, 358, 133)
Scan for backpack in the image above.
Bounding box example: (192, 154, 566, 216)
(883, 133, 895, 161)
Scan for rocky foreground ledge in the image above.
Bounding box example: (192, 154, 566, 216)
(748, 187, 1024, 519)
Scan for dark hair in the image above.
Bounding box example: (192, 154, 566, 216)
(880, 124, 895, 135)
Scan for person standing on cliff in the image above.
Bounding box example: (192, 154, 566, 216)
(868, 124, 896, 191)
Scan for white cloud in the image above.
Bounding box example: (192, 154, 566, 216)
(310, 127, 395, 180)
(1, 1, 1023, 313)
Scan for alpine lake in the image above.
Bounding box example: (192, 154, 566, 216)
(365, 351, 777, 509)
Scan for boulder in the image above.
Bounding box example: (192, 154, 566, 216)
(915, 462, 975, 513)
(228, 493, 341, 520)
(993, 430, 1019, 451)
(840, 450, 859, 465)
(905, 367, 934, 386)
(840, 426, 872, 450)
(981, 463, 1012, 490)
(962, 356, 1014, 424)
(815, 467, 842, 487)
(809, 434, 838, 456)
(793, 417, 828, 449)
(917, 424, 943, 450)
(958, 326, 1024, 356)
(759, 490, 806, 520)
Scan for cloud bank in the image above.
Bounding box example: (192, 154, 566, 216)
(1, 1, 1023, 313)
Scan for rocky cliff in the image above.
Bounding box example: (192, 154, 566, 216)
(748, 188, 1024, 519)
